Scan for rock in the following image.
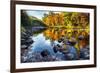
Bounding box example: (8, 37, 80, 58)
(42, 55, 56, 61)
(65, 53, 74, 60)
(61, 49, 69, 54)
(56, 44, 61, 48)
(21, 31, 27, 36)
(41, 49, 50, 57)
(78, 35, 84, 40)
(26, 38, 34, 44)
(25, 30, 33, 36)
(63, 46, 78, 60)
(21, 38, 34, 47)
(58, 39, 62, 43)
(79, 47, 90, 59)
(58, 36, 65, 43)
(21, 45, 28, 49)
(53, 46, 58, 53)
(21, 32, 29, 39)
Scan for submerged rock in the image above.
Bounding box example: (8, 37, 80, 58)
(79, 46, 90, 59)
(41, 49, 50, 57)
(53, 46, 58, 53)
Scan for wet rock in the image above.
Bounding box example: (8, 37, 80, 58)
(64, 53, 74, 60)
(21, 37, 34, 48)
(78, 35, 84, 40)
(21, 32, 30, 39)
(56, 44, 61, 48)
(79, 47, 90, 59)
(53, 46, 58, 53)
(55, 51, 65, 60)
(28, 52, 43, 62)
(41, 49, 50, 57)
(61, 49, 69, 54)
(58, 36, 65, 43)
(21, 45, 28, 49)
(26, 38, 34, 45)
(42, 55, 56, 61)
(58, 39, 62, 43)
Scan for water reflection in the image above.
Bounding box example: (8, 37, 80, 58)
(31, 33, 55, 55)
(21, 27, 90, 63)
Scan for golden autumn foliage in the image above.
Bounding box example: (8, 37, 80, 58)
(42, 12, 89, 29)
(43, 12, 65, 27)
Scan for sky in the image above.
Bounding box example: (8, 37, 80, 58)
(26, 10, 61, 20)
(26, 10, 49, 20)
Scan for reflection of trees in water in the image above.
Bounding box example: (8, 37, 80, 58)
(43, 28, 89, 53)
(43, 28, 89, 41)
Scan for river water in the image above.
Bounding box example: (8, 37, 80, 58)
(21, 27, 90, 62)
